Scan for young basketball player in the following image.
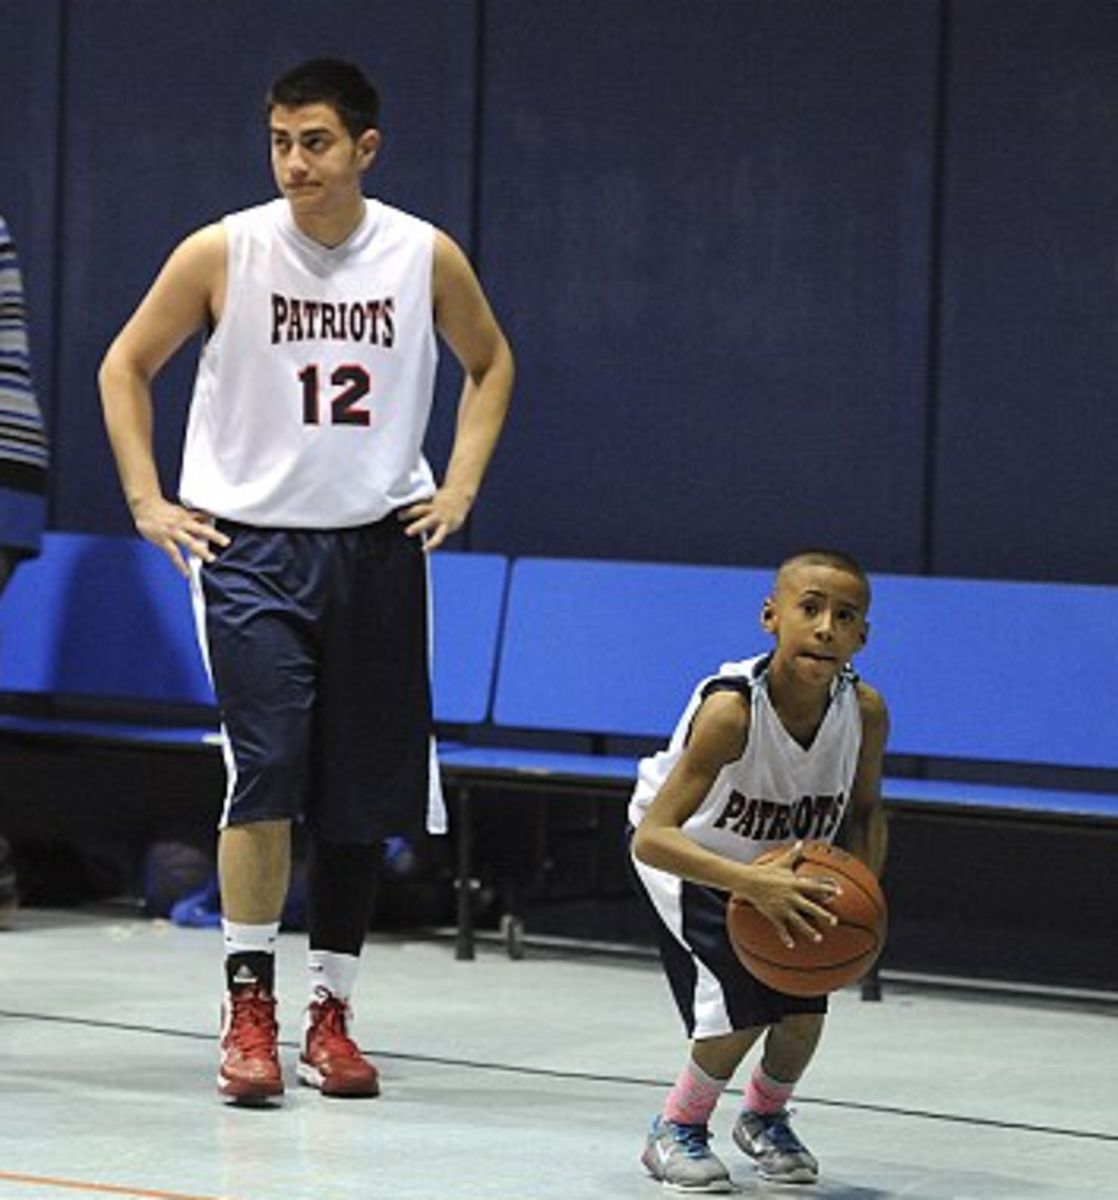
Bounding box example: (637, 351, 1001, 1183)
(99, 59, 514, 1104)
(629, 550, 887, 1189)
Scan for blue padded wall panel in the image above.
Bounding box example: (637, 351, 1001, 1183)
(472, 0, 938, 572)
(933, 1, 1118, 583)
(50, 0, 477, 535)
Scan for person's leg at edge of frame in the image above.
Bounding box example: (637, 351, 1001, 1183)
(734, 1012, 824, 1184)
(642, 1030, 756, 1193)
(217, 818, 291, 1104)
(297, 838, 382, 1098)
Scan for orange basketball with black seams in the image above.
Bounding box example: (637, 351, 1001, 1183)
(727, 841, 886, 997)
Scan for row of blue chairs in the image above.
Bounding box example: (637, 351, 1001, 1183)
(431, 556, 1118, 958)
(0, 533, 506, 737)
(3, 533, 1117, 961)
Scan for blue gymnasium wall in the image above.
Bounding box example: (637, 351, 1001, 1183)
(475, 0, 937, 569)
(932, 2, 1118, 581)
(2, 0, 1118, 583)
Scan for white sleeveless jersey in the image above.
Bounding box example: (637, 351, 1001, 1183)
(180, 198, 438, 527)
(629, 654, 862, 863)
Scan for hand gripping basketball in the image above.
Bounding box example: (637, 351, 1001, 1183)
(727, 841, 887, 997)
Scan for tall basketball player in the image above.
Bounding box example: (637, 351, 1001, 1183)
(100, 59, 514, 1105)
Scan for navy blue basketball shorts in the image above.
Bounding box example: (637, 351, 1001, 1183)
(627, 830, 827, 1038)
(193, 518, 433, 844)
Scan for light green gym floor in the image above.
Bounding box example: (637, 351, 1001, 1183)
(1, 908, 1115, 1199)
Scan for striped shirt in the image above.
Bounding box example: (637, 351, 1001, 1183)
(0, 214, 48, 553)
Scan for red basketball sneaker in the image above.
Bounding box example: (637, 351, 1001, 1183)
(298, 991, 380, 1097)
(218, 986, 284, 1104)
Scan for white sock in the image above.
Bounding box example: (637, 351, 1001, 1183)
(222, 919, 280, 957)
(221, 920, 280, 992)
(307, 949, 360, 1009)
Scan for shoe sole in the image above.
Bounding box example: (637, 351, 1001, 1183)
(296, 1061, 380, 1098)
(218, 1073, 284, 1106)
(218, 1083, 284, 1106)
(640, 1152, 735, 1193)
(657, 1182, 736, 1194)
(647, 1176, 736, 1194)
(757, 1169, 817, 1185)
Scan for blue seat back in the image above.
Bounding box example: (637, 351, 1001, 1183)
(0, 531, 214, 706)
(0, 535, 508, 726)
(492, 557, 774, 739)
(858, 574, 1118, 770)
(11, 538, 1115, 774)
(429, 552, 508, 725)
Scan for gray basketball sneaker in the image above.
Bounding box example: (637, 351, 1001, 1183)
(641, 1116, 734, 1193)
(733, 1108, 819, 1184)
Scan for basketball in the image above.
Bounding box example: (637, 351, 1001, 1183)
(727, 841, 886, 997)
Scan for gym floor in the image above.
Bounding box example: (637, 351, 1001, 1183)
(1, 907, 1115, 1200)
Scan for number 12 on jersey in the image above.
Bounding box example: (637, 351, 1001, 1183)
(299, 363, 374, 427)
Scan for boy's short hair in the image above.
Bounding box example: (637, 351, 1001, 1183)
(266, 58, 380, 139)
(777, 549, 872, 607)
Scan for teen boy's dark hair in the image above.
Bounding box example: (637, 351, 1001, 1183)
(266, 58, 380, 139)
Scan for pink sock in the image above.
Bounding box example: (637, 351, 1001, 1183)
(663, 1060, 729, 1126)
(743, 1066, 795, 1115)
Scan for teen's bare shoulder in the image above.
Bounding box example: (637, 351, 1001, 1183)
(173, 222, 227, 269)
(154, 223, 229, 323)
